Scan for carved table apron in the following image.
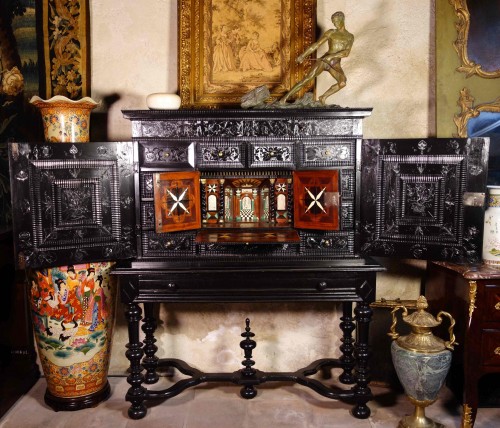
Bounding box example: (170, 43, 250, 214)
(115, 258, 382, 420)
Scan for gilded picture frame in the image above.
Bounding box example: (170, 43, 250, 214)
(450, 0, 500, 79)
(178, 0, 316, 108)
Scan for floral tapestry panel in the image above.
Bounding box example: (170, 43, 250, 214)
(39, 0, 90, 99)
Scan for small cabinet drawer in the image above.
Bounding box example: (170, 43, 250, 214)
(137, 270, 366, 302)
(139, 140, 195, 169)
(249, 141, 295, 169)
(481, 329, 500, 366)
(484, 284, 500, 322)
(197, 141, 246, 169)
(298, 139, 355, 168)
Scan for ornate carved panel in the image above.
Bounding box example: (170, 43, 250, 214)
(299, 139, 355, 168)
(123, 110, 371, 140)
(359, 138, 489, 262)
(142, 231, 196, 257)
(197, 141, 246, 169)
(300, 231, 355, 257)
(249, 142, 295, 169)
(139, 141, 195, 169)
(8, 142, 136, 269)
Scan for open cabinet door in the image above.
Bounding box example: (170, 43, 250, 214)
(293, 170, 340, 231)
(153, 171, 201, 233)
(8, 142, 136, 269)
(358, 138, 489, 263)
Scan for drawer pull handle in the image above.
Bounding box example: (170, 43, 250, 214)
(495, 302, 500, 311)
(317, 281, 328, 291)
(495, 347, 500, 356)
(167, 282, 177, 290)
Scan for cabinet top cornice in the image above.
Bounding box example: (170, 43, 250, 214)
(122, 108, 373, 121)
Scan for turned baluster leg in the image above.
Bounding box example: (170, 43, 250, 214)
(125, 302, 147, 419)
(339, 301, 356, 384)
(351, 300, 372, 419)
(240, 318, 257, 399)
(142, 302, 159, 384)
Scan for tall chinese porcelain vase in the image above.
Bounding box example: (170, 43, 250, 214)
(388, 296, 456, 428)
(29, 96, 116, 411)
(482, 185, 500, 265)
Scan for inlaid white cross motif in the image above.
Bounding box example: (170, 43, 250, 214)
(304, 186, 326, 213)
(276, 183, 286, 192)
(207, 184, 217, 193)
(167, 187, 190, 215)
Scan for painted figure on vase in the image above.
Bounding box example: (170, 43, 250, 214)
(27, 263, 116, 397)
(279, 11, 353, 105)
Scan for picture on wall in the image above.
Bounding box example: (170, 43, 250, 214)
(38, 0, 91, 99)
(450, 0, 500, 78)
(178, 0, 316, 108)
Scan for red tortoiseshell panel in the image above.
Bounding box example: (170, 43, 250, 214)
(154, 171, 201, 233)
(293, 170, 340, 231)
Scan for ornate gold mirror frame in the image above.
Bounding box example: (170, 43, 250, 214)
(450, 0, 500, 79)
(454, 88, 500, 137)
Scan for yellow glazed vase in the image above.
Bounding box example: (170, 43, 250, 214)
(27, 263, 116, 409)
(30, 95, 99, 143)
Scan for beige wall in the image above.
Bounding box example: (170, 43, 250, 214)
(89, 0, 433, 375)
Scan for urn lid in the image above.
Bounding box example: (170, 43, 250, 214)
(401, 296, 440, 329)
(389, 296, 457, 353)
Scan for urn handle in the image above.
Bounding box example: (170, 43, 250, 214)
(388, 305, 408, 340)
(436, 310, 457, 350)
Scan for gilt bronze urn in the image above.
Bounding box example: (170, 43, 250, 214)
(388, 296, 456, 428)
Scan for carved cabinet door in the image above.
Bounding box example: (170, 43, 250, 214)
(357, 138, 489, 263)
(8, 142, 136, 269)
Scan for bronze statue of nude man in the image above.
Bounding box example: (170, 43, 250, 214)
(279, 11, 353, 105)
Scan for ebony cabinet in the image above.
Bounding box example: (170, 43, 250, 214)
(7, 108, 490, 419)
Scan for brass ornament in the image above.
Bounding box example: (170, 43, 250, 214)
(461, 403, 473, 428)
(389, 296, 457, 353)
(495, 302, 500, 311)
(398, 396, 442, 428)
(468, 280, 477, 319)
